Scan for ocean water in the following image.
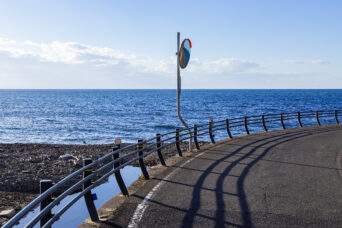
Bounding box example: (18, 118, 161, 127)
(0, 89, 341, 144)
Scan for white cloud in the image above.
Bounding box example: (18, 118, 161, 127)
(0, 37, 172, 73)
(0, 37, 260, 75)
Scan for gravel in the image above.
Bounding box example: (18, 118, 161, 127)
(0, 141, 209, 226)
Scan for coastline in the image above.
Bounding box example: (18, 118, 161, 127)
(0, 141, 209, 225)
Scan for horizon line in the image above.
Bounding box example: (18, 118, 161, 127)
(0, 88, 342, 90)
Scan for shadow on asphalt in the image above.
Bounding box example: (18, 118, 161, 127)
(134, 126, 342, 227)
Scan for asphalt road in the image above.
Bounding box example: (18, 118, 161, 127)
(98, 125, 342, 227)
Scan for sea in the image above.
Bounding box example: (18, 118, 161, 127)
(0, 89, 341, 144)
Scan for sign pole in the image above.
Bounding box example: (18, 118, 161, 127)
(177, 32, 192, 151)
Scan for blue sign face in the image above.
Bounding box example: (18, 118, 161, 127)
(179, 39, 192, 69)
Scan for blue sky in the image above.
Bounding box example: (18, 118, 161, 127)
(0, 0, 341, 89)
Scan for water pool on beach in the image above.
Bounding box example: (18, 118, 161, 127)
(0, 89, 341, 144)
(13, 166, 141, 228)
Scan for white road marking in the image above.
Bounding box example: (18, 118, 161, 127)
(127, 151, 206, 228)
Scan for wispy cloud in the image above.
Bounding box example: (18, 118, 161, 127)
(0, 37, 173, 73)
(285, 59, 330, 65)
(0, 37, 260, 75)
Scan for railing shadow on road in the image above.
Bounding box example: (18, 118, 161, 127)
(190, 126, 342, 227)
(131, 126, 342, 228)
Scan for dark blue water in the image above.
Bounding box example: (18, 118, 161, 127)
(0, 89, 341, 144)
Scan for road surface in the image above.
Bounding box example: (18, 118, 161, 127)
(86, 125, 342, 227)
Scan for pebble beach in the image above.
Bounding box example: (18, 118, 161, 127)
(0, 141, 209, 225)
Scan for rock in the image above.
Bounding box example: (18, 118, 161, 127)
(60, 154, 78, 161)
(41, 155, 50, 161)
(28, 157, 41, 163)
(50, 154, 59, 160)
(0, 209, 15, 218)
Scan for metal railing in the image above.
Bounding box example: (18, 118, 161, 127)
(3, 109, 341, 228)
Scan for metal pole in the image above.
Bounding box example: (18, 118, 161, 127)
(112, 145, 129, 197)
(175, 128, 183, 156)
(244, 116, 250, 135)
(177, 32, 192, 151)
(280, 113, 286, 129)
(83, 158, 99, 222)
(316, 111, 321, 126)
(156, 133, 166, 166)
(137, 139, 150, 179)
(262, 115, 268, 132)
(208, 120, 215, 144)
(193, 125, 200, 150)
(40, 180, 53, 228)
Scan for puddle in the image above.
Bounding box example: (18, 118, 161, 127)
(14, 166, 141, 227)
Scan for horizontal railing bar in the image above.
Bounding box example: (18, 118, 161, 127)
(226, 120, 245, 125)
(196, 127, 211, 133)
(213, 126, 227, 132)
(282, 117, 298, 121)
(300, 115, 317, 118)
(263, 118, 281, 121)
(211, 123, 227, 129)
(245, 121, 262, 125)
(228, 123, 246, 128)
(196, 131, 211, 137)
(264, 119, 283, 124)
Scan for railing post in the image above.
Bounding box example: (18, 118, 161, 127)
(137, 139, 150, 179)
(156, 133, 166, 166)
(40, 180, 53, 228)
(225, 119, 233, 139)
(112, 144, 129, 197)
(83, 158, 99, 222)
(280, 113, 286, 129)
(244, 116, 250, 135)
(175, 128, 183, 156)
(262, 115, 268, 132)
(335, 110, 339, 124)
(316, 111, 321, 126)
(298, 112, 303, 127)
(208, 120, 215, 144)
(193, 125, 200, 150)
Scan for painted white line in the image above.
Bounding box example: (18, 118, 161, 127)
(127, 151, 206, 228)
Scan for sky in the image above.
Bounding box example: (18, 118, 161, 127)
(0, 0, 341, 89)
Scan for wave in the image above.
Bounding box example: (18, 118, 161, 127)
(154, 125, 177, 130)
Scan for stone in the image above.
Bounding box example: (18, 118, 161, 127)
(60, 154, 78, 160)
(0, 209, 15, 218)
